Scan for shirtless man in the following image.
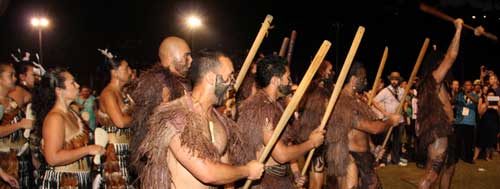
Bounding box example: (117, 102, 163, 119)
(417, 19, 464, 189)
(129, 36, 193, 173)
(326, 62, 401, 189)
(134, 50, 264, 188)
(237, 55, 325, 188)
(295, 60, 334, 189)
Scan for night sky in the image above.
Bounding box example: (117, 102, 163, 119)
(1, 0, 499, 91)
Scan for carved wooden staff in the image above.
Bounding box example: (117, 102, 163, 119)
(380, 38, 429, 151)
(420, 3, 497, 41)
(242, 40, 331, 189)
(367, 47, 388, 106)
(278, 37, 290, 57)
(287, 30, 297, 67)
(234, 15, 273, 91)
(300, 26, 365, 176)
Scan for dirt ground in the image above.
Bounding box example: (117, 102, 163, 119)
(378, 154, 500, 189)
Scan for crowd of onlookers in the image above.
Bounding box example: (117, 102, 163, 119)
(372, 65, 500, 169)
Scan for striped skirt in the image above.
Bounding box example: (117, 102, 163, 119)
(41, 170, 90, 189)
(104, 143, 131, 188)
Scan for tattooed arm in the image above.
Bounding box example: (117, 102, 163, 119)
(433, 19, 463, 83)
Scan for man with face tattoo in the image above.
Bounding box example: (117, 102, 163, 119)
(294, 60, 334, 189)
(236, 55, 325, 188)
(326, 62, 401, 189)
(129, 36, 193, 175)
(133, 50, 264, 188)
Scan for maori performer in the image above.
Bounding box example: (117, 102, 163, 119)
(129, 36, 193, 173)
(132, 50, 264, 188)
(32, 68, 105, 188)
(326, 62, 401, 189)
(10, 50, 48, 187)
(96, 49, 134, 188)
(237, 55, 325, 189)
(294, 60, 334, 189)
(0, 62, 34, 189)
(9, 55, 36, 108)
(416, 19, 464, 189)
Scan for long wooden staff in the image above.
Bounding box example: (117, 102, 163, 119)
(367, 47, 389, 106)
(420, 3, 497, 41)
(278, 37, 290, 57)
(242, 40, 331, 189)
(380, 38, 429, 151)
(301, 26, 365, 176)
(234, 15, 273, 91)
(287, 30, 297, 67)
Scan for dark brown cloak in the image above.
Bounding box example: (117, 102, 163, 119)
(326, 89, 377, 177)
(294, 83, 331, 144)
(128, 64, 192, 172)
(132, 95, 244, 188)
(236, 90, 296, 189)
(416, 74, 453, 151)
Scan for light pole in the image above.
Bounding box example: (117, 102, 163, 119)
(186, 15, 202, 50)
(31, 17, 49, 64)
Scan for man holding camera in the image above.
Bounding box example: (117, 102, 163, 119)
(454, 80, 478, 164)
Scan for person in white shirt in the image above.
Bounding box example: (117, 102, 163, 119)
(374, 71, 406, 166)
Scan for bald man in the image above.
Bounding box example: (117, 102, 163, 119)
(158, 36, 193, 78)
(129, 36, 193, 179)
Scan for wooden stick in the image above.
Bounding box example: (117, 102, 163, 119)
(287, 30, 297, 66)
(242, 40, 331, 189)
(367, 47, 389, 106)
(300, 26, 365, 176)
(234, 15, 274, 91)
(419, 3, 498, 41)
(380, 38, 429, 150)
(278, 37, 290, 57)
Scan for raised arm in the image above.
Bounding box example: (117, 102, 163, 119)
(432, 19, 463, 83)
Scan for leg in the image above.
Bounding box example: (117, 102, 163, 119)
(486, 148, 492, 161)
(473, 147, 480, 161)
(439, 163, 455, 189)
(415, 136, 426, 168)
(407, 120, 417, 160)
(309, 171, 325, 189)
(455, 125, 467, 161)
(391, 124, 404, 164)
(354, 153, 381, 189)
(337, 155, 359, 189)
(309, 156, 325, 189)
(464, 126, 475, 163)
(418, 137, 448, 189)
